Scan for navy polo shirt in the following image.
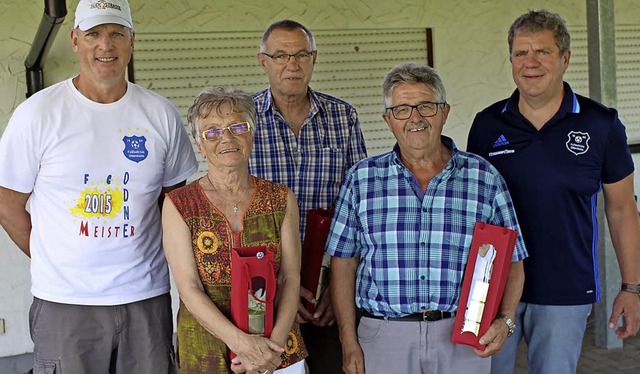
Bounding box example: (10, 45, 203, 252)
(467, 82, 634, 305)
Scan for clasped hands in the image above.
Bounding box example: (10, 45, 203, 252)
(230, 332, 283, 374)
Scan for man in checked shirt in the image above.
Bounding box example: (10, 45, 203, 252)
(327, 63, 528, 374)
(249, 19, 368, 374)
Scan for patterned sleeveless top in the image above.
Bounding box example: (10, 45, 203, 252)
(166, 176, 307, 373)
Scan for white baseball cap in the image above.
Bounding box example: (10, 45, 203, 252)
(74, 0, 133, 31)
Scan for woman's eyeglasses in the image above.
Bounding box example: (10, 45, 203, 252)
(201, 122, 251, 141)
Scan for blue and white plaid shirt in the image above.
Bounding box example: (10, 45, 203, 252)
(326, 137, 528, 316)
(249, 88, 367, 239)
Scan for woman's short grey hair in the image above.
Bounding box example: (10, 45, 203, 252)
(382, 63, 447, 108)
(186, 86, 256, 144)
(508, 9, 571, 55)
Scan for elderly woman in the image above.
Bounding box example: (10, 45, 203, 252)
(162, 86, 307, 374)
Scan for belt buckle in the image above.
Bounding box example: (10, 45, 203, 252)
(421, 310, 441, 321)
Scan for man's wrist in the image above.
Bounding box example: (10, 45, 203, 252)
(497, 313, 516, 337)
(621, 282, 640, 295)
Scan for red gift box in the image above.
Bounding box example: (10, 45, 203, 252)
(230, 246, 276, 359)
(451, 222, 518, 350)
(301, 208, 334, 312)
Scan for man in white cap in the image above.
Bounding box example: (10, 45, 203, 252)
(0, 0, 197, 372)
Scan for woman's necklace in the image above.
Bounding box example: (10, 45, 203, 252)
(205, 174, 250, 213)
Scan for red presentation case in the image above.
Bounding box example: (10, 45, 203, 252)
(451, 222, 518, 350)
(230, 245, 276, 361)
(300, 208, 334, 312)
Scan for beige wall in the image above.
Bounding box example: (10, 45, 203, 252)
(0, 0, 638, 357)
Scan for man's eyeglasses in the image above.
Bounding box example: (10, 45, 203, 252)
(261, 51, 316, 65)
(386, 102, 446, 120)
(201, 122, 251, 141)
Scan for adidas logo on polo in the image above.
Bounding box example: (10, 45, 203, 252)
(493, 135, 509, 148)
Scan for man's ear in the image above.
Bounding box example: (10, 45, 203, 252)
(562, 49, 571, 72)
(257, 53, 268, 72)
(70, 29, 79, 53)
(382, 112, 392, 131)
(442, 103, 451, 123)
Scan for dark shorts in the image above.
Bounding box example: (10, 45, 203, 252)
(29, 293, 175, 374)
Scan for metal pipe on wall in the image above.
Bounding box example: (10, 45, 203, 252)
(25, 0, 67, 98)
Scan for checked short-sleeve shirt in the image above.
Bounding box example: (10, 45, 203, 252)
(326, 137, 527, 317)
(249, 88, 367, 239)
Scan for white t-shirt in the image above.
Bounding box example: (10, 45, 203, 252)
(0, 78, 198, 305)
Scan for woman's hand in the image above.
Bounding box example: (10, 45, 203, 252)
(229, 333, 283, 373)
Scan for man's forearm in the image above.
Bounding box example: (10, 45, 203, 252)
(0, 187, 32, 257)
(499, 261, 524, 318)
(331, 256, 359, 345)
(603, 176, 640, 284)
(607, 207, 640, 284)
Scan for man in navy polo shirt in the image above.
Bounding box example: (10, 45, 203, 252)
(467, 9, 640, 374)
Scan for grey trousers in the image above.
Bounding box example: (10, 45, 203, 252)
(358, 316, 490, 374)
(29, 293, 175, 374)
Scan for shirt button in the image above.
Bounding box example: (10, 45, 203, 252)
(420, 275, 425, 280)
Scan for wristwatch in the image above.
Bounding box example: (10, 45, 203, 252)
(498, 313, 516, 338)
(621, 283, 640, 295)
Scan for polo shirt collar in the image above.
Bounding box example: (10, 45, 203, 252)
(501, 81, 580, 116)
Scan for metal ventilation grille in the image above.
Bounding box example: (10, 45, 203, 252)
(133, 28, 430, 157)
(564, 25, 640, 144)
(615, 26, 640, 143)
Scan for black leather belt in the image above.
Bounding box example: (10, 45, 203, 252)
(362, 310, 454, 322)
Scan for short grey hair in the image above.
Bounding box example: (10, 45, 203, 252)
(186, 86, 256, 144)
(382, 63, 447, 108)
(259, 19, 316, 53)
(508, 9, 571, 55)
